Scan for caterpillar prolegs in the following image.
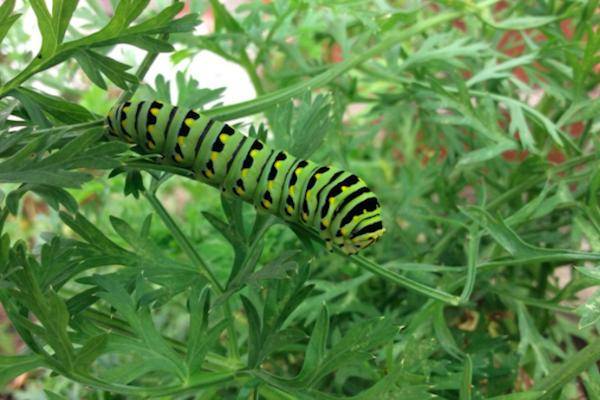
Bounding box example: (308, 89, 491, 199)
(105, 100, 385, 254)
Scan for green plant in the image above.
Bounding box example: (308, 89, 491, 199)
(0, 0, 599, 398)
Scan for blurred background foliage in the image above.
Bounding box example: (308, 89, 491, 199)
(0, 0, 599, 398)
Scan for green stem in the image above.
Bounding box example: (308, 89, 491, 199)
(350, 253, 461, 305)
(533, 338, 600, 399)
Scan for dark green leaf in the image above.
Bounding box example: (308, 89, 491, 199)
(297, 304, 329, 382)
(74, 50, 107, 89)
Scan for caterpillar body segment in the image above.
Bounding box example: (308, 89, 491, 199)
(106, 100, 385, 254)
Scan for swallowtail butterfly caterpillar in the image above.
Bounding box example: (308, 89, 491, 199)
(105, 100, 385, 254)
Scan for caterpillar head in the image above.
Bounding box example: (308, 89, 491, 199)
(343, 214, 385, 255)
(331, 199, 384, 255)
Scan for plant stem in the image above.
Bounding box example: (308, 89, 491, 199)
(350, 253, 461, 305)
(293, 223, 461, 305)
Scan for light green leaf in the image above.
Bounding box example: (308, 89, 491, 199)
(84, 50, 137, 90)
(74, 334, 108, 369)
(0, 0, 20, 45)
(0, 355, 45, 388)
(74, 50, 107, 89)
(241, 295, 262, 368)
(577, 289, 600, 329)
(209, 0, 244, 33)
(576, 266, 600, 281)
(507, 101, 536, 152)
(487, 392, 545, 400)
(467, 53, 537, 86)
(30, 0, 58, 57)
(123, 35, 175, 53)
(51, 0, 79, 43)
(296, 304, 329, 383)
(485, 15, 559, 30)
(457, 140, 517, 167)
(14, 87, 95, 123)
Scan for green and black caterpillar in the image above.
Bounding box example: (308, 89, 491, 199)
(105, 100, 385, 254)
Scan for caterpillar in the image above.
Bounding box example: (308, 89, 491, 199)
(105, 100, 385, 254)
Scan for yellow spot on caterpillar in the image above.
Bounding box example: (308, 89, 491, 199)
(174, 154, 183, 163)
(121, 120, 127, 128)
(274, 161, 282, 169)
(250, 150, 258, 157)
(147, 141, 156, 149)
(306, 190, 312, 200)
(147, 125, 155, 134)
(242, 169, 249, 177)
(219, 134, 229, 142)
(123, 106, 130, 112)
(353, 216, 359, 221)
(262, 200, 271, 209)
(341, 186, 348, 192)
(302, 212, 308, 221)
(295, 168, 303, 175)
(340, 227, 348, 236)
(235, 187, 245, 196)
(286, 205, 293, 214)
(205, 170, 214, 178)
(211, 151, 218, 161)
(268, 181, 274, 190)
(178, 136, 185, 146)
(185, 118, 195, 127)
(323, 219, 330, 227)
(329, 197, 335, 204)
(150, 108, 160, 116)
(315, 173, 322, 179)
(289, 185, 295, 196)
